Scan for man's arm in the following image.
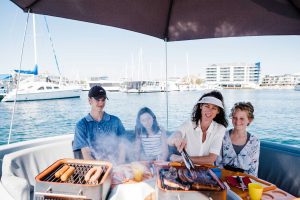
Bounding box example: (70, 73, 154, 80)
(81, 147, 94, 160)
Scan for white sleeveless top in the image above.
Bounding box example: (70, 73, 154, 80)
(179, 120, 226, 156)
(140, 130, 162, 160)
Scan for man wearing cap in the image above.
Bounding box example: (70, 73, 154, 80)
(73, 85, 126, 164)
(168, 90, 228, 165)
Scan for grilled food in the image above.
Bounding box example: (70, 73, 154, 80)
(85, 166, 103, 183)
(55, 165, 70, 178)
(60, 166, 75, 181)
(163, 177, 190, 190)
(191, 183, 221, 191)
(160, 166, 224, 191)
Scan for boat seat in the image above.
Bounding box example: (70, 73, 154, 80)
(1, 140, 73, 200)
(258, 141, 300, 197)
(0, 134, 74, 179)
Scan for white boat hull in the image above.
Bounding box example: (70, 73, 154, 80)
(2, 88, 81, 102)
(1, 79, 82, 102)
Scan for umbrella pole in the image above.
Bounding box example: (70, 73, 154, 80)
(164, 39, 169, 130)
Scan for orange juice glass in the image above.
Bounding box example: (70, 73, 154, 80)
(248, 183, 263, 200)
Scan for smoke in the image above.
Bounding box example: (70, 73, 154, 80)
(90, 133, 123, 165)
(123, 137, 139, 163)
(89, 130, 171, 165)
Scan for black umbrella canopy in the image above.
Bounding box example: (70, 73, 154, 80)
(10, 0, 300, 41)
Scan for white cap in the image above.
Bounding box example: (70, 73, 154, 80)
(197, 96, 224, 109)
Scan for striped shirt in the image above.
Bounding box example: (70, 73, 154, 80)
(140, 130, 162, 160)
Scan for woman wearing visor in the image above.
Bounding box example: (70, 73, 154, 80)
(168, 90, 228, 165)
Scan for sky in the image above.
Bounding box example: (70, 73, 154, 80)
(1, 1, 300, 81)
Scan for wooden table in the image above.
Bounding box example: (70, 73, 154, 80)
(220, 168, 296, 200)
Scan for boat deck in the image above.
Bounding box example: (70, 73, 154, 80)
(0, 134, 299, 199)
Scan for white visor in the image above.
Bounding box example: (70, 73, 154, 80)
(197, 96, 224, 109)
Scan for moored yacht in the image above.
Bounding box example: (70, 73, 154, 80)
(120, 80, 162, 93)
(294, 83, 300, 91)
(1, 78, 81, 102)
(0, 87, 7, 101)
(0, 74, 12, 101)
(88, 76, 121, 92)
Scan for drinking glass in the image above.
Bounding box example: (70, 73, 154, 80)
(248, 183, 263, 200)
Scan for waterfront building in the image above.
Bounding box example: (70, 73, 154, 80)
(88, 76, 121, 92)
(205, 62, 261, 89)
(260, 74, 300, 88)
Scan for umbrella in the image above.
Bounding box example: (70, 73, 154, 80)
(10, 0, 300, 41)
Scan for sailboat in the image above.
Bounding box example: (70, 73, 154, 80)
(1, 14, 81, 102)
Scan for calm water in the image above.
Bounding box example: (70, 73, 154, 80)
(1, 89, 300, 147)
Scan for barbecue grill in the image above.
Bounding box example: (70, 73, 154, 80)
(34, 158, 112, 200)
(156, 164, 227, 200)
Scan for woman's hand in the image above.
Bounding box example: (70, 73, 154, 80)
(174, 137, 187, 152)
(167, 131, 187, 152)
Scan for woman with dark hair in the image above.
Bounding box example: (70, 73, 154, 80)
(134, 107, 169, 161)
(216, 102, 260, 176)
(168, 90, 228, 165)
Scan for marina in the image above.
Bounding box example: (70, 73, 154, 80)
(1, 90, 300, 146)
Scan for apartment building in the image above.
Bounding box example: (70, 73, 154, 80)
(205, 62, 261, 88)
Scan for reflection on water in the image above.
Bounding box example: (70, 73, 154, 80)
(1, 90, 300, 147)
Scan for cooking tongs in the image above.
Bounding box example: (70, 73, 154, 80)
(181, 148, 195, 173)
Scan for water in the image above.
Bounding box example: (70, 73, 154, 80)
(1, 89, 300, 147)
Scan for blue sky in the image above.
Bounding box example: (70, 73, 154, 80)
(1, 1, 300, 80)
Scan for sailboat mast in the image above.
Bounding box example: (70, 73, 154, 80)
(186, 53, 190, 84)
(33, 14, 38, 68)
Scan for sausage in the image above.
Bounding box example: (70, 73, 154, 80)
(190, 169, 198, 180)
(84, 167, 97, 182)
(89, 166, 103, 182)
(55, 165, 70, 178)
(177, 168, 188, 183)
(60, 166, 75, 181)
(168, 162, 182, 167)
(191, 183, 221, 191)
(163, 178, 190, 190)
(85, 166, 103, 183)
(182, 168, 194, 183)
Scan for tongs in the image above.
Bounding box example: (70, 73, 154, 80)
(180, 148, 195, 173)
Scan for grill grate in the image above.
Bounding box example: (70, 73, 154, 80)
(35, 197, 89, 200)
(42, 163, 106, 184)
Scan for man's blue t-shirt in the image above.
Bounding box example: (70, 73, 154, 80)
(73, 112, 126, 162)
